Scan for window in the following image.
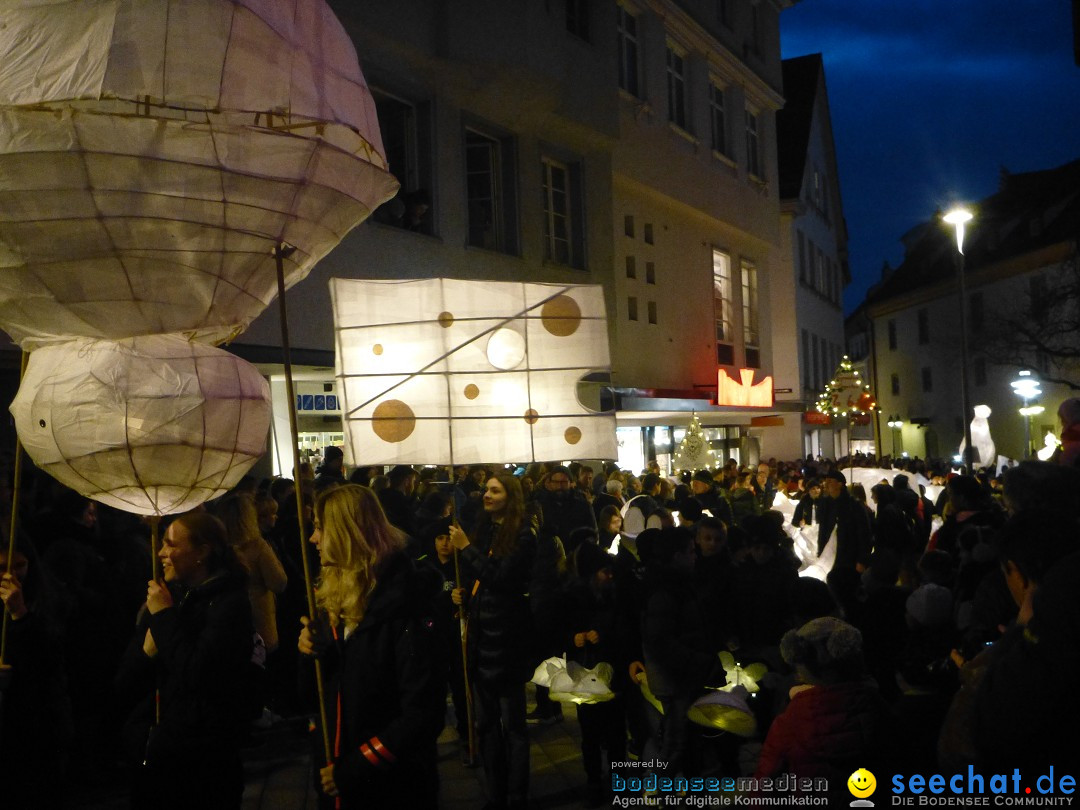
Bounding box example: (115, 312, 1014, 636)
(797, 231, 807, 282)
(540, 158, 570, 264)
(643, 223, 654, 244)
(801, 329, 811, 390)
(628, 295, 638, 321)
(624, 214, 635, 238)
(917, 309, 929, 344)
(969, 291, 984, 334)
(709, 81, 727, 155)
(888, 319, 897, 350)
(745, 109, 762, 179)
(713, 249, 734, 360)
(645, 262, 655, 284)
(625, 256, 637, 279)
(371, 90, 434, 233)
(973, 356, 987, 386)
(616, 6, 639, 97)
(540, 156, 584, 268)
(465, 127, 518, 254)
(812, 335, 820, 390)
(566, 0, 589, 41)
(921, 367, 933, 392)
(891, 373, 901, 396)
(666, 42, 687, 130)
(741, 260, 759, 368)
(647, 301, 657, 324)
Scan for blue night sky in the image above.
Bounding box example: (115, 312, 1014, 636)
(781, 0, 1080, 314)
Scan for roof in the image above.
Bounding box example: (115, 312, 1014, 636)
(864, 158, 1080, 308)
(777, 53, 823, 201)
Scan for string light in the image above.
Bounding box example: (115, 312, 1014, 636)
(816, 355, 878, 418)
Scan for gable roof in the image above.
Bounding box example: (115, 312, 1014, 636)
(864, 158, 1080, 308)
(777, 53, 822, 201)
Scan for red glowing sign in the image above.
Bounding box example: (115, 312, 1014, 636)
(717, 368, 774, 408)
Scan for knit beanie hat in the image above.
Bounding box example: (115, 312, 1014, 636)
(905, 584, 953, 627)
(780, 617, 865, 685)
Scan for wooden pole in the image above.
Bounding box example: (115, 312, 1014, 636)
(149, 515, 162, 724)
(453, 546, 476, 763)
(275, 243, 333, 765)
(0, 351, 28, 666)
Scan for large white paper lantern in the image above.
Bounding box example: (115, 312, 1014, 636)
(332, 278, 617, 465)
(10, 336, 271, 516)
(0, 0, 398, 347)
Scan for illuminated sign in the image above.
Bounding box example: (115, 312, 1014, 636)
(717, 368, 773, 408)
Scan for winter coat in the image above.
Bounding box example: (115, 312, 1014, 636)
(564, 576, 632, 692)
(116, 571, 255, 761)
(819, 490, 873, 571)
(303, 552, 445, 809)
(534, 489, 596, 544)
(642, 567, 717, 699)
(974, 550, 1080, 771)
(461, 520, 538, 687)
(793, 495, 825, 527)
(754, 679, 892, 794)
(729, 488, 760, 528)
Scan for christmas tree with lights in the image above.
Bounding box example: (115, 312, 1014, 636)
(673, 412, 718, 471)
(816, 355, 877, 417)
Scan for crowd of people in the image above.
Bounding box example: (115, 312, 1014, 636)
(0, 444, 1078, 809)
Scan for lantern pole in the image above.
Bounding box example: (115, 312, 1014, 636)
(149, 514, 162, 723)
(274, 242, 333, 764)
(0, 351, 28, 667)
(453, 542, 476, 764)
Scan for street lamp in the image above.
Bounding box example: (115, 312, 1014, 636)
(944, 206, 975, 475)
(887, 415, 903, 456)
(1010, 370, 1043, 458)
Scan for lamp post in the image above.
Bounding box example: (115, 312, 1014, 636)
(943, 207, 975, 475)
(887, 416, 903, 457)
(1010, 370, 1043, 458)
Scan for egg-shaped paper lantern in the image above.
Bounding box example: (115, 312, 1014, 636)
(0, 0, 398, 347)
(10, 335, 271, 515)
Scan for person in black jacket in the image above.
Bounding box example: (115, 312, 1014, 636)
(116, 512, 255, 810)
(299, 485, 445, 809)
(450, 472, 537, 810)
(819, 470, 873, 610)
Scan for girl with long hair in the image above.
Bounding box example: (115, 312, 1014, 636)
(117, 512, 254, 810)
(298, 485, 444, 808)
(449, 472, 537, 810)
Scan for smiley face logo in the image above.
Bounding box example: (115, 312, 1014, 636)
(848, 768, 877, 799)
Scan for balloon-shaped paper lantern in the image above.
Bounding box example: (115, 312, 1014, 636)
(332, 279, 617, 464)
(11, 336, 271, 516)
(0, 0, 398, 347)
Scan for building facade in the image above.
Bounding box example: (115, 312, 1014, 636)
(857, 160, 1080, 464)
(231, 0, 821, 473)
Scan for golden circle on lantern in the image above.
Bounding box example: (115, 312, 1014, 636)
(437, 311, 455, 328)
(564, 426, 582, 445)
(464, 384, 480, 400)
(372, 343, 384, 356)
(372, 399, 416, 443)
(541, 295, 582, 337)
(524, 409, 539, 425)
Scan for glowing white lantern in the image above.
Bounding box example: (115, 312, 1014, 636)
(0, 0, 398, 347)
(10, 336, 271, 516)
(332, 278, 617, 464)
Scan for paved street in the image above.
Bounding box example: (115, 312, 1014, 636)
(75, 688, 595, 810)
